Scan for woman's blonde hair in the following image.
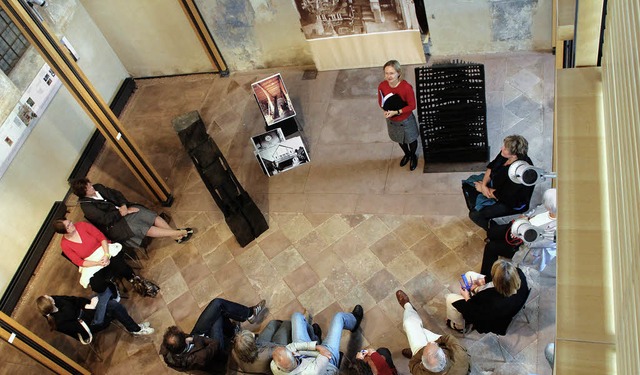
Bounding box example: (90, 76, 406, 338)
(503, 135, 528, 159)
(36, 295, 57, 331)
(383, 60, 402, 77)
(491, 259, 521, 297)
(233, 330, 258, 363)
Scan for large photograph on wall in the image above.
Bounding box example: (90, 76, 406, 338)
(251, 74, 296, 126)
(294, 0, 419, 40)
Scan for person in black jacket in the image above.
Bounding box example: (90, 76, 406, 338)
(445, 259, 529, 335)
(36, 294, 154, 339)
(462, 135, 535, 230)
(70, 178, 192, 245)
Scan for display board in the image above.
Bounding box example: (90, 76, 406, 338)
(415, 62, 489, 166)
(0, 63, 62, 178)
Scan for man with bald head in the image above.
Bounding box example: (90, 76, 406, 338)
(396, 290, 470, 374)
(270, 305, 364, 374)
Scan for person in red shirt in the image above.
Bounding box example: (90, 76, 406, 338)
(377, 60, 420, 171)
(350, 347, 398, 375)
(54, 219, 151, 297)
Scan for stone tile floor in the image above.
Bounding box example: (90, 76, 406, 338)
(5, 51, 555, 374)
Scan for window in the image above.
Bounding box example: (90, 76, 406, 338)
(0, 9, 29, 74)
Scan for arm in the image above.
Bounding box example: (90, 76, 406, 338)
(80, 200, 123, 229)
(399, 81, 416, 114)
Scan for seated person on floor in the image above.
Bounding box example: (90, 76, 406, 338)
(70, 177, 193, 245)
(349, 347, 398, 375)
(462, 135, 535, 230)
(54, 219, 159, 300)
(396, 290, 470, 375)
(270, 305, 364, 375)
(233, 318, 321, 374)
(480, 188, 557, 275)
(36, 293, 154, 340)
(160, 298, 266, 372)
(445, 259, 529, 335)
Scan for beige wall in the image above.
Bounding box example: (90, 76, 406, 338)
(423, 0, 552, 56)
(0, 2, 128, 295)
(80, 0, 211, 77)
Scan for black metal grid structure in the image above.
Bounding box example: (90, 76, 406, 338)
(0, 9, 29, 74)
(415, 62, 489, 163)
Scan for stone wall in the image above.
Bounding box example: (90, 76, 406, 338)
(423, 0, 552, 56)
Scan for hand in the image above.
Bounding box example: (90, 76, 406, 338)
(127, 207, 140, 214)
(99, 256, 110, 267)
(486, 187, 496, 199)
(356, 350, 366, 360)
(118, 205, 128, 216)
(460, 286, 471, 301)
(383, 110, 398, 119)
(316, 345, 332, 359)
(473, 181, 481, 192)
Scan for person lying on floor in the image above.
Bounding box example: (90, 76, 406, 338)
(70, 177, 193, 245)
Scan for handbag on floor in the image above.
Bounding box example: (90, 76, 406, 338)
(131, 276, 160, 297)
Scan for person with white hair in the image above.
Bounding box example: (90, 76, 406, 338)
(396, 290, 470, 375)
(480, 188, 557, 275)
(270, 305, 364, 374)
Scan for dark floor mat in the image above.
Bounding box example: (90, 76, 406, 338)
(424, 161, 487, 173)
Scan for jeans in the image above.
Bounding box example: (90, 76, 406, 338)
(91, 286, 113, 326)
(292, 312, 355, 367)
(191, 298, 251, 351)
(90, 300, 139, 333)
(402, 303, 441, 356)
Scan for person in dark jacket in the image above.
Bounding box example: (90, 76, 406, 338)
(70, 178, 192, 245)
(159, 298, 266, 372)
(36, 294, 153, 340)
(462, 135, 535, 230)
(445, 259, 529, 335)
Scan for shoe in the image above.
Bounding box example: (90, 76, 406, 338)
(400, 154, 410, 167)
(175, 230, 193, 244)
(409, 154, 418, 171)
(140, 321, 151, 328)
(180, 227, 194, 234)
(312, 323, 323, 344)
(402, 348, 413, 359)
(446, 319, 464, 333)
(248, 299, 266, 324)
(132, 325, 154, 336)
(351, 305, 364, 332)
(396, 290, 410, 307)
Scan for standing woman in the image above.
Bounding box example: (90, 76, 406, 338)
(378, 60, 420, 171)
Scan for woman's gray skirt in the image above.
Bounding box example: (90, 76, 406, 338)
(124, 205, 157, 246)
(386, 112, 419, 144)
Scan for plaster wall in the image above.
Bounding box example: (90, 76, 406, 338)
(424, 0, 552, 56)
(195, 0, 313, 71)
(79, 0, 211, 77)
(0, 2, 128, 295)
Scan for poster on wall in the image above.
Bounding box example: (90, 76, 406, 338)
(251, 73, 296, 126)
(0, 63, 63, 178)
(294, 0, 419, 40)
(252, 134, 310, 177)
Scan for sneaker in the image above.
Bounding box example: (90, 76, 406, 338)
(139, 321, 151, 329)
(132, 324, 154, 336)
(248, 299, 266, 324)
(351, 305, 363, 332)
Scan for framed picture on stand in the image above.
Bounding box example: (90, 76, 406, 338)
(251, 73, 296, 126)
